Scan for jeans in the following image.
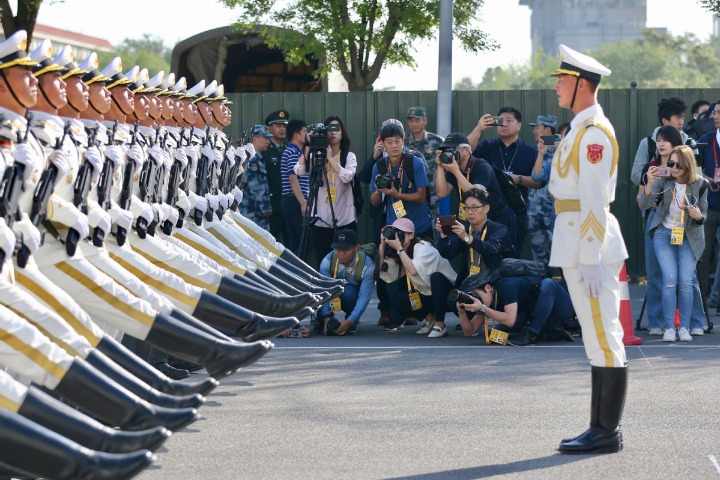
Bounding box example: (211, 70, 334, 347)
(529, 279, 575, 335)
(653, 226, 696, 330)
(644, 210, 663, 330)
(319, 281, 360, 321)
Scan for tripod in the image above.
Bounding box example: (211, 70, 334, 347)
(298, 151, 339, 261)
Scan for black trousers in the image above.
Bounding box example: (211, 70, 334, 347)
(383, 272, 455, 327)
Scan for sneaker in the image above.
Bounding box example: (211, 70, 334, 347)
(690, 327, 704, 336)
(678, 327, 692, 342)
(416, 318, 435, 335)
(403, 317, 419, 325)
(377, 312, 391, 325)
(428, 324, 448, 338)
(384, 323, 404, 332)
(508, 329, 537, 346)
(662, 328, 677, 342)
(648, 328, 663, 336)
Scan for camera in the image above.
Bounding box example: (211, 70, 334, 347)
(381, 226, 405, 244)
(439, 148, 457, 165)
(492, 116, 504, 126)
(448, 289, 479, 305)
(306, 122, 342, 165)
(375, 173, 394, 190)
(325, 317, 341, 335)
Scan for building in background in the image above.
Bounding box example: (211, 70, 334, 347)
(0, 24, 112, 61)
(520, 0, 648, 55)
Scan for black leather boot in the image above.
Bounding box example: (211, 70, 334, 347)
(54, 358, 198, 432)
(276, 257, 345, 288)
(279, 247, 327, 279)
(192, 291, 299, 342)
(145, 312, 272, 380)
(558, 366, 627, 454)
(231, 271, 278, 292)
(243, 269, 285, 294)
(96, 336, 219, 396)
(216, 276, 316, 317)
(0, 410, 154, 480)
(85, 350, 204, 409)
(254, 268, 306, 295)
(18, 386, 169, 453)
(153, 361, 190, 379)
(268, 264, 344, 297)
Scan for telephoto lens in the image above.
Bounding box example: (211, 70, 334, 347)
(448, 289, 478, 305)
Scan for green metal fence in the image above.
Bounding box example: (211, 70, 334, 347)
(224, 88, 720, 280)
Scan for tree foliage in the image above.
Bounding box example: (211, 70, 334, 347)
(98, 35, 171, 77)
(697, 0, 720, 13)
(472, 49, 557, 90)
(221, 0, 497, 91)
(0, 0, 44, 41)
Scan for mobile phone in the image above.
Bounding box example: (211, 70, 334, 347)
(492, 116, 504, 126)
(540, 135, 560, 145)
(439, 215, 456, 235)
(656, 167, 670, 177)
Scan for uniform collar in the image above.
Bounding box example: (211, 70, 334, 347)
(570, 103, 602, 130)
(0, 105, 27, 129)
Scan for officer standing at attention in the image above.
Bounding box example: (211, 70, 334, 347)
(264, 109, 289, 243)
(404, 107, 443, 217)
(549, 45, 628, 455)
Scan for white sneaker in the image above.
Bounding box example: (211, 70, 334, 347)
(648, 328, 663, 336)
(416, 319, 435, 335)
(428, 324, 448, 338)
(662, 328, 677, 342)
(678, 327, 692, 342)
(690, 328, 705, 336)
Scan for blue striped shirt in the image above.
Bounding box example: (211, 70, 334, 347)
(281, 143, 309, 196)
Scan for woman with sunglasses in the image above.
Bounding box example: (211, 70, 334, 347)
(639, 145, 708, 341)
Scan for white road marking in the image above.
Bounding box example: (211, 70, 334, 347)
(708, 455, 720, 474)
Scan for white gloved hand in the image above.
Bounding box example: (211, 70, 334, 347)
(108, 201, 133, 232)
(225, 145, 236, 165)
(184, 146, 198, 172)
(151, 203, 165, 223)
(12, 143, 43, 181)
(176, 190, 191, 213)
(0, 218, 16, 258)
(174, 147, 188, 168)
(201, 145, 221, 166)
(70, 212, 90, 240)
(147, 145, 166, 167)
(235, 145, 247, 163)
(129, 196, 153, 224)
(159, 204, 180, 227)
(83, 146, 103, 182)
(232, 186, 244, 204)
(104, 145, 124, 168)
(577, 263, 604, 298)
(87, 207, 112, 236)
(205, 193, 219, 212)
(218, 192, 230, 210)
(187, 191, 207, 214)
(13, 214, 41, 254)
(126, 144, 145, 170)
(48, 149, 70, 178)
(243, 143, 256, 159)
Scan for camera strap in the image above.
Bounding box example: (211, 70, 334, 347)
(468, 225, 488, 275)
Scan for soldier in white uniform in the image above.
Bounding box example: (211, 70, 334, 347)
(549, 45, 629, 454)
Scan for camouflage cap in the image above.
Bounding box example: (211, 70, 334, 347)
(251, 124, 273, 137)
(528, 115, 558, 128)
(406, 106, 427, 118)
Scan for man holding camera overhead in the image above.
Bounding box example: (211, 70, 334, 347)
(369, 123, 432, 239)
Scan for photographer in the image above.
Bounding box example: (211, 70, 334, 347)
(434, 132, 516, 248)
(378, 219, 457, 335)
(295, 115, 357, 264)
(370, 123, 433, 239)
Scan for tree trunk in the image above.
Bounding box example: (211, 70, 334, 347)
(0, 0, 43, 44)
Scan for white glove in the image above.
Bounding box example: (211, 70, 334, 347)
(159, 204, 179, 226)
(0, 218, 16, 258)
(184, 146, 198, 172)
(151, 203, 165, 222)
(108, 201, 133, 232)
(176, 190, 191, 213)
(218, 192, 230, 210)
(225, 145, 236, 166)
(48, 149, 70, 178)
(243, 143, 256, 159)
(13, 214, 41, 255)
(83, 146, 103, 182)
(577, 263, 604, 298)
(187, 191, 207, 214)
(104, 145, 124, 168)
(205, 193, 219, 212)
(232, 186, 244, 204)
(126, 144, 145, 170)
(87, 207, 112, 237)
(148, 145, 166, 167)
(129, 196, 153, 224)
(12, 143, 42, 181)
(70, 212, 90, 240)
(235, 145, 247, 163)
(174, 147, 188, 169)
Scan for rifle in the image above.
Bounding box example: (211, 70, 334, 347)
(73, 127, 106, 247)
(191, 126, 211, 226)
(228, 128, 251, 211)
(118, 121, 142, 243)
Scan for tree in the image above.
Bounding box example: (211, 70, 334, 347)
(221, 0, 497, 91)
(697, 0, 720, 13)
(454, 76, 476, 91)
(0, 0, 44, 41)
(476, 49, 557, 90)
(98, 35, 171, 77)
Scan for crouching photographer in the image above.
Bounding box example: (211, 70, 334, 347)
(378, 218, 457, 334)
(455, 273, 576, 346)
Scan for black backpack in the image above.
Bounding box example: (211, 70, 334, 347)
(489, 163, 526, 214)
(340, 150, 364, 216)
(376, 150, 417, 191)
(496, 258, 550, 279)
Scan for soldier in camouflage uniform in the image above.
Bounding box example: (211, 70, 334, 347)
(404, 107, 443, 217)
(528, 115, 558, 264)
(263, 110, 289, 243)
(240, 125, 274, 231)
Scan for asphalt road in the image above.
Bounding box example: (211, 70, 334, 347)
(138, 285, 720, 480)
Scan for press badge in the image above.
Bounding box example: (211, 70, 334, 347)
(325, 187, 337, 204)
(469, 265, 481, 275)
(489, 328, 509, 345)
(714, 168, 720, 182)
(458, 202, 467, 221)
(330, 297, 342, 312)
(409, 291, 422, 310)
(670, 226, 684, 245)
(392, 200, 407, 218)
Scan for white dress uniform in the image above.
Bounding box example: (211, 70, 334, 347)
(0, 368, 28, 413)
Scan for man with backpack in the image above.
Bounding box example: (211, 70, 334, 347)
(317, 229, 375, 335)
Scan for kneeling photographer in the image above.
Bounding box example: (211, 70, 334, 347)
(378, 218, 457, 335)
(455, 273, 576, 346)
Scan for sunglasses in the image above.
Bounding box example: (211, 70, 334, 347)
(667, 161, 685, 170)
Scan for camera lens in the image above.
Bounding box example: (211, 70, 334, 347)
(448, 289, 476, 305)
(440, 150, 454, 164)
(382, 226, 396, 240)
(375, 174, 392, 190)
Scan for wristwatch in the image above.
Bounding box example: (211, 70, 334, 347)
(480, 304, 487, 314)
(516, 175, 523, 185)
(397, 248, 404, 254)
(464, 235, 472, 244)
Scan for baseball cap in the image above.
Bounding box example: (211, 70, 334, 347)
(331, 229, 359, 249)
(391, 218, 415, 234)
(528, 115, 558, 128)
(440, 132, 469, 149)
(460, 273, 493, 292)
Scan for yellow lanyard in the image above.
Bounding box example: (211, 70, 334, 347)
(332, 252, 358, 279)
(672, 188, 685, 226)
(405, 267, 416, 293)
(468, 225, 488, 268)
